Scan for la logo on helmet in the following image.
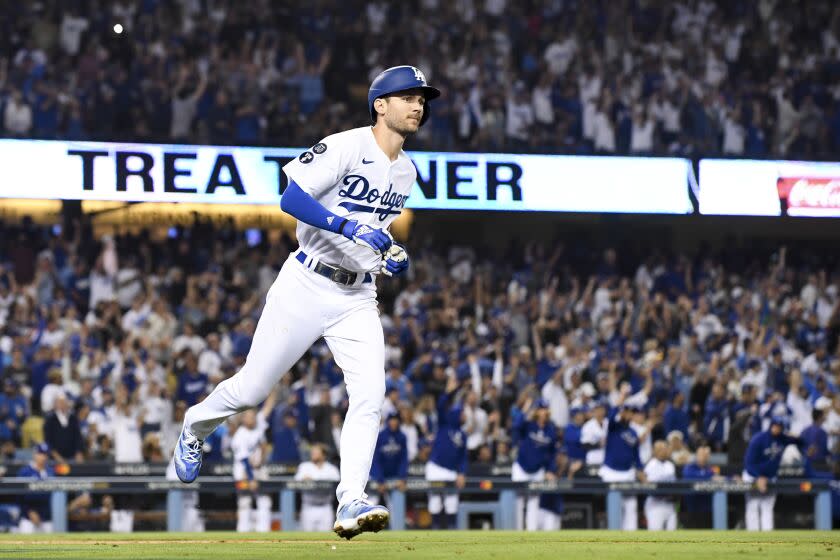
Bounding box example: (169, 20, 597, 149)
(412, 67, 426, 82)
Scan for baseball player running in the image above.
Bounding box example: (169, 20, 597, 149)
(173, 65, 440, 540)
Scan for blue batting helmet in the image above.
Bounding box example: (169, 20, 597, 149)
(769, 416, 788, 430)
(570, 406, 587, 417)
(368, 65, 441, 126)
(534, 398, 550, 410)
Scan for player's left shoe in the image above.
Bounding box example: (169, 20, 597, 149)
(333, 499, 389, 540)
(173, 426, 204, 483)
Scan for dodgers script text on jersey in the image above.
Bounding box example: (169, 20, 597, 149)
(282, 126, 416, 273)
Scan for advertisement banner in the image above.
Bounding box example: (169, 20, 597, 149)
(0, 139, 694, 214)
(699, 159, 840, 217)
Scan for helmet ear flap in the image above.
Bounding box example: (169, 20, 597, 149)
(420, 103, 431, 126)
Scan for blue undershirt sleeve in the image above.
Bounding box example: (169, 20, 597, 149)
(280, 180, 349, 236)
(241, 458, 254, 481)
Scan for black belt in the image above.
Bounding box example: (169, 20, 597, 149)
(296, 251, 372, 286)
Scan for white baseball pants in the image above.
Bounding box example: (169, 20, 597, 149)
(745, 495, 776, 531)
(599, 465, 638, 530)
(742, 471, 776, 531)
(512, 462, 545, 531)
(237, 494, 272, 532)
(180, 491, 205, 532)
(300, 504, 335, 531)
(17, 520, 53, 534)
(537, 510, 562, 530)
(426, 461, 459, 514)
(644, 499, 677, 530)
(184, 255, 385, 507)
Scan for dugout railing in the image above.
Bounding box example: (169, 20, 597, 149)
(0, 477, 833, 532)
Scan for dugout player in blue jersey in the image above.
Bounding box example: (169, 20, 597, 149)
(742, 416, 804, 531)
(16, 443, 54, 533)
(538, 447, 584, 531)
(680, 445, 718, 528)
(512, 398, 559, 531)
(370, 411, 409, 504)
(598, 404, 646, 530)
(563, 406, 587, 463)
(425, 376, 468, 530)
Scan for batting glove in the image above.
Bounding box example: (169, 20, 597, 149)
(380, 244, 409, 277)
(341, 220, 393, 254)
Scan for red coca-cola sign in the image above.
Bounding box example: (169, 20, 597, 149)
(777, 177, 840, 211)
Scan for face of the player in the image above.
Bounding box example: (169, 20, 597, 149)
(770, 424, 782, 436)
(243, 411, 257, 430)
(379, 90, 425, 135)
(311, 446, 324, 464)
(654, 442, 669, 461)
(34, 451, 47, 469)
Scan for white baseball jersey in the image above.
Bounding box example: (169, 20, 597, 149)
(230, 413, 268, 480)
(282, 126, 416, 273)
(644, 458, 676, 506)
(644, 458, 676, 482)
(113, 411, 143, 463)
(295, 460, 341, 506)
(581, 417, 607, 465)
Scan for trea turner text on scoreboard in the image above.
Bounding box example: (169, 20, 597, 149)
(0, 139, 693, 214)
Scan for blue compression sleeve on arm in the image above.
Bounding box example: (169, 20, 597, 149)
(280, 180, 349, 235)
(241, 458, 254, 481)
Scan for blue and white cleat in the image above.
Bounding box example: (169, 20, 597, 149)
(333, 499, 389, 540)
(173, 427, 204, 483)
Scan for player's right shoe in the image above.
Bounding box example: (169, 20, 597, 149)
(173, 427, 203, 483)
(333, 499, 389, 540)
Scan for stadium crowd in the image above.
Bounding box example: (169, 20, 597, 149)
(1, 1, 840, 159)
(0, 216, 838, 531)
(2, 0, 840, 532)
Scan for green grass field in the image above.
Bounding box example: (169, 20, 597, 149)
(2, 531, 837, 560)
